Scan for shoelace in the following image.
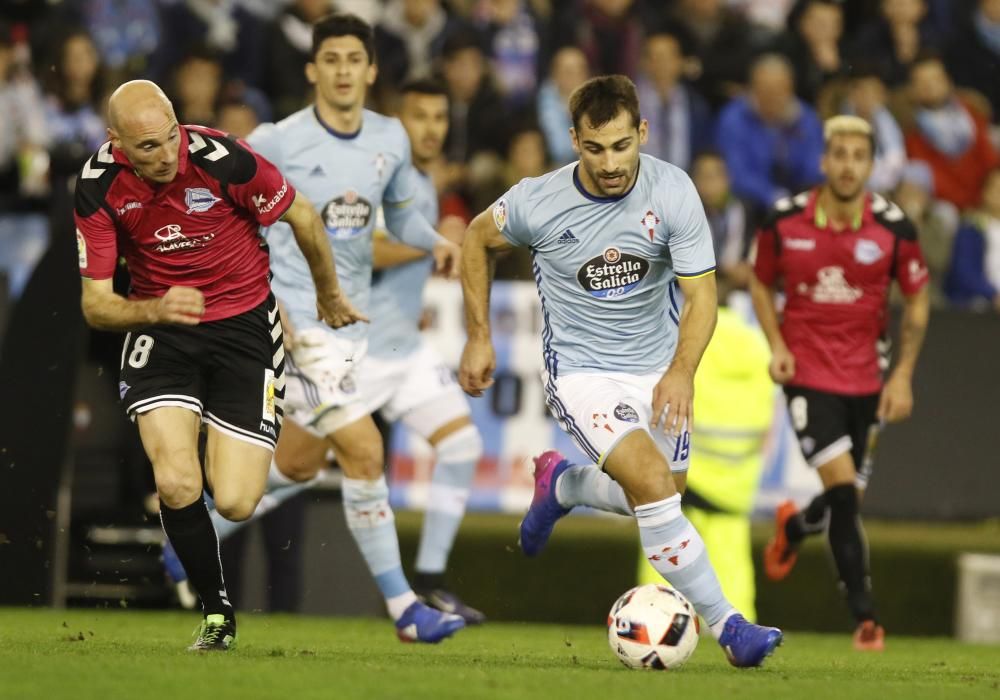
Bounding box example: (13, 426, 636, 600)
(193, 620, 226, 647)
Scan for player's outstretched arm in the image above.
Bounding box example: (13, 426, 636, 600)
(458, 207, 512, 397)
(281, 191, 368, 328)
(372, 232, 428, 270)
(651, 272, 717, 436)
(81, 278, 204, 331)
(384, 204, 461, 279)
(878, 285, 929, 423)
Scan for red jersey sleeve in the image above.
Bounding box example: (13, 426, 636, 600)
(895, 237, 929, 296)
(73, 164, 119, 280)
(751, 225, 780, 286)
(227, 142, 296, 227)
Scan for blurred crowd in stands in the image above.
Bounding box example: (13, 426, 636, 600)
(3, 0, 1000, 311)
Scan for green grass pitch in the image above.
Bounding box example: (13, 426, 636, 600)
(1, 609, 997, 700)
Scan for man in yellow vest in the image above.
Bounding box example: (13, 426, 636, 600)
(639, 306, 775, 621)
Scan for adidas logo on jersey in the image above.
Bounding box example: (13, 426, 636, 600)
(557, 229, 579, 245)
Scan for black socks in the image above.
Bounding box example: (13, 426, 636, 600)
(160, 497, 233, 619)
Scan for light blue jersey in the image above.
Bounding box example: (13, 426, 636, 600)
(248, 107, 441, 340)
(496, 154, 716, 376)
(368, 170, 438, 359)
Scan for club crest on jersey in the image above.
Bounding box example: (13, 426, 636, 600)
(322, 189, 373, 239)
(493, 199, 507, 232)
(577, 247, 650, 299)
(854, 239, 884, 265)
(641, 210, 660, 242)
(185, 187, 221, 214)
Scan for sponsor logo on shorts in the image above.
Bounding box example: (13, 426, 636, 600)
(185, 187, 221, 214)
(614, 402, 639, 423)
(577, 247, 650, 299)
(493, 199, 507, 232)
(252, 179, 289, 216)
(321, 190, 373, 239)
(118, 381, 130, 399)
(77, 229, 87, 269)
(339, 374, 357, 395)
(800, 436, 816, 455)
(262, 368, 276, 423)
(152, 224, 216, 253)
(854, 239, 884, 265)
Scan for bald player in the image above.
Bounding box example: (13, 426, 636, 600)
(74, 80, 362, 651)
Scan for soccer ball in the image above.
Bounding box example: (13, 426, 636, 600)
(607, 583, 699, 670)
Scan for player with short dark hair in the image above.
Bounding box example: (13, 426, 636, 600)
(751, 115, 931, 651)
(243, 13, 465, 643)
(75, 79, 360, 650)
(460, 75, 783, 668)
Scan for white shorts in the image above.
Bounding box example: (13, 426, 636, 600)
(360, 338, 470, 437)
(283, 327, 368, 436)
(543, 368, 691, 473)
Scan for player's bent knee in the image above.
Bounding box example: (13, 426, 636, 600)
(153, 467, 203, 509)
(281, 459, 324, 483)
(433, 424, 482, 462)
(213, 493, 262, 522)
(620, 464, 676, 507)
(338, 451, 383, 479)
(333, 436, 384, 479)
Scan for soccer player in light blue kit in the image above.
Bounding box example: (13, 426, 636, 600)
(230, 14, 463, 643)
(361, 79, 485, 623)
(459, 75, 784, 667)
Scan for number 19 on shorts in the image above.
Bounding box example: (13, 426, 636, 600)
(672, 430, 690, 463)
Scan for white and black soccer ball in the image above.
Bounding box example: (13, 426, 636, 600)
(607, 583, 700, 670)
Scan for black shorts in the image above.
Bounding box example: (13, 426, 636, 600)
(119, 293, 284, 451)
(782, 385, 881, 487)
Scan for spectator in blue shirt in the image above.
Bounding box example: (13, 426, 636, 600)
(946, 167, 1000, 312)
(715, 53, 824, 209)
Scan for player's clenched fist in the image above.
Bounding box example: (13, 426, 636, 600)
(155, 286, 205, 325)
(768, 344, 796, 384)
(317, 290, 369, 329)
(459, 337, 496, 397)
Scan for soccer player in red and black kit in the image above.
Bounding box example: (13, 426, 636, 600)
(74, 81, 364, 650)
(750, 116, 930, 651)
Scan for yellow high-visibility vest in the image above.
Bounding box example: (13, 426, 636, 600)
(687, 308, 775, 515)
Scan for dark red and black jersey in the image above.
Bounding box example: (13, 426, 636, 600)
(74, 125, 296, 322)
(752, 189, 928, 395)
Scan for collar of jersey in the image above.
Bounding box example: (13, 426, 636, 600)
(572, 161, 640, 203)
(808, 188, 871, 232)
(313, 106, 362, 140)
